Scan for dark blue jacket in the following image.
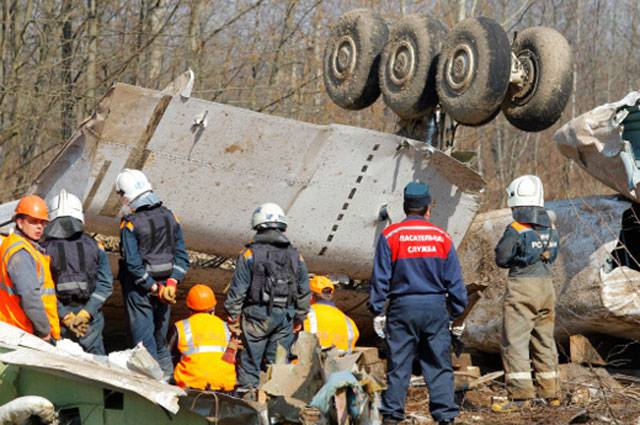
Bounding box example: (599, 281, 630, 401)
(495, 220, 559, 277)
(119, 204, 189, 290)
(369, 216, 468, 318)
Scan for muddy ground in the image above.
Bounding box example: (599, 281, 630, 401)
(405, 374, 640, 424)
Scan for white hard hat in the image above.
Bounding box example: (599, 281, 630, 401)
(506, 175, 544, 208)
(115, 169, 152, 202)
(251, 203, 287, 230)
(49, 189, 84, 223)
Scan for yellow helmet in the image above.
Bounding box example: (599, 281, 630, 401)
(310, 275, 335, 295)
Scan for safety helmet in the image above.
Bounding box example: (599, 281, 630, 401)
(251, 203, 287, 230)
(115, 169, 152, 202)
(186, 284, 217, 312)
(49, 189, 84, 223)
(506, 175, 544, 208)
(15, 195, 49, 221)
(310, 275, 335, 295)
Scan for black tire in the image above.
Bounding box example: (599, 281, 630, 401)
(379, 14, 448, 119)
(502, 27, 573, 132)
(437, 17, 511, 126)
(323, 9, 389, 110)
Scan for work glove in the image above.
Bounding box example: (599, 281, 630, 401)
(373, 315, 386, 339)
(157, 278, 177, 304)
(450, 322, 466, 357)
(227, 317, 242, 338)
(62, 312, 76, 329)
(71, 309, 92, 338)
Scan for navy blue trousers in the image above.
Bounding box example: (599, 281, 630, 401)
(122, 280, 173, 376)
(237, 307, 294, 389)
(381, 294, 458, 422)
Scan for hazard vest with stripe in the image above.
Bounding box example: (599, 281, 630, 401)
(0, 232, 60, 339)
(173, 313, 236, 391)
(303, 301, 359, 352)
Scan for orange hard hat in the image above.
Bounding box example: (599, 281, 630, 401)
(186, 284, 216, 312)
(15, 195, 49, 221)
(310, 275, 335, 295)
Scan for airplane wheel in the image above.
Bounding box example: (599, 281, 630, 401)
(323, 9, 389, 110)
(437, 17, 511, 126)
(379, 14, 448, 119)
(502, 27, 573, 132)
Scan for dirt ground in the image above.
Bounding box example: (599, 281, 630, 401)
(404, 382, 640, 424)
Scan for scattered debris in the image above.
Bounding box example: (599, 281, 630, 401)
(570, 334, 607, 366)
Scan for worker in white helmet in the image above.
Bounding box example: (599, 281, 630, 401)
(492, 175, 561, 413)
(43, 190, 113, 354)
(115, 169, 190, 378)
(224, 202, 310, 398)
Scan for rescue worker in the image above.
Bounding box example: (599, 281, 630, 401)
(0, 195, 60, 341)
(224, 202, 310, 396)
(492, 175, 561, 413)
(303, 275, 359, 352)
(169, 284, 235, 391)
(43, 190, 113, 355)
(369, 182, 467, 425)
(116, 169, 189, 377)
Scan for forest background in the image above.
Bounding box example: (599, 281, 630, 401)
(0, 0, 638, 210)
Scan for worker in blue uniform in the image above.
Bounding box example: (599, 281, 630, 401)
(116, 169, 190, 378)
(369, 181, 468, 425)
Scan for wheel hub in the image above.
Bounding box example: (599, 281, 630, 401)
(446, 44, 475, 94)
(331, 36, 357, 80)
(388, 40, 415, 86)
(510, 50, 538, 105)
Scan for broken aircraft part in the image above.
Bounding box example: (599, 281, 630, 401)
(3, 70, 484, 281)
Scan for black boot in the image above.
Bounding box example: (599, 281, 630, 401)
(438, 420, 455, 425)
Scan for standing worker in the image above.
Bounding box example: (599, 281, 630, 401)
(224, 202, 310, 397)
(0, 195, 60, 342)
(492, 175, 560, 412)
(303, 275, 359, 352)
(169, 284, 235, 391)
(116, 169, 190, 378)
(369, 182, 467, 425)
(43, 190, 113, 354)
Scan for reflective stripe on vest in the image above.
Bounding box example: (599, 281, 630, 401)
(307, 308, 319, 334)
(345, 317, 355, 353)
(182, 318, 226, 356)
(0, 233, 60, 339)
(56, 281, 89, 292)
(306, 304, 357, 352)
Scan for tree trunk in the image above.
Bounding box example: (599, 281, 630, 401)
(61, 0, 74, 141)
(145, 0, 165, 88)
(86, 0, 98, 112)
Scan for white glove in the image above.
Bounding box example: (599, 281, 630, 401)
(373, 315, 386, 339)
(450, 321, 465, 338)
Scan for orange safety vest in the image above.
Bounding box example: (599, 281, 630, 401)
(303, 302, 359, 352)
(174, 313, 236, 391)
(0, 232, 60, 339)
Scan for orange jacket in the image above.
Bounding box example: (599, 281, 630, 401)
(0, 232, 60, 339)
(173, 313, 236, 391)
(303, 301, 359, 352)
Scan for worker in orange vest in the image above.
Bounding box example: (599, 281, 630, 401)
(0, 195, 60, 341)
(169, 284, 236, 391)
(303, 275, 359, 352)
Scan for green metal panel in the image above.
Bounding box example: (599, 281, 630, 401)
(0, 361, 208, 425)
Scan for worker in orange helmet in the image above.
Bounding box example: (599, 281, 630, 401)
(168, 284, 236, 391)
(0, 195, 60, 341)
(303, 275, 359, 352)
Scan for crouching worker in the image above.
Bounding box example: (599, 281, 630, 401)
(303, 275, 359, 352)
(44, 190, 113, 355)
(492, 175, 561, 413)
(169, 284, 235, 391)
(0, 195, 60, 342)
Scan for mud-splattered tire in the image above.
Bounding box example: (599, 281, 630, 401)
(323, 9, 389, 110)
(379, 14, 448, 119)
(437, 17, 511, 126)
(502, 27, 573, 132)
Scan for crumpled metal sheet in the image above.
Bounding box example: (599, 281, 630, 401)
(554, 91, 640, 201)
(0, 323, 184, 414)
(181, 391, 268, 425)
(24, 72, 485, 279)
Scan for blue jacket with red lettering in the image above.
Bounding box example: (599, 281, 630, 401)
(368, 215, 468, 318)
